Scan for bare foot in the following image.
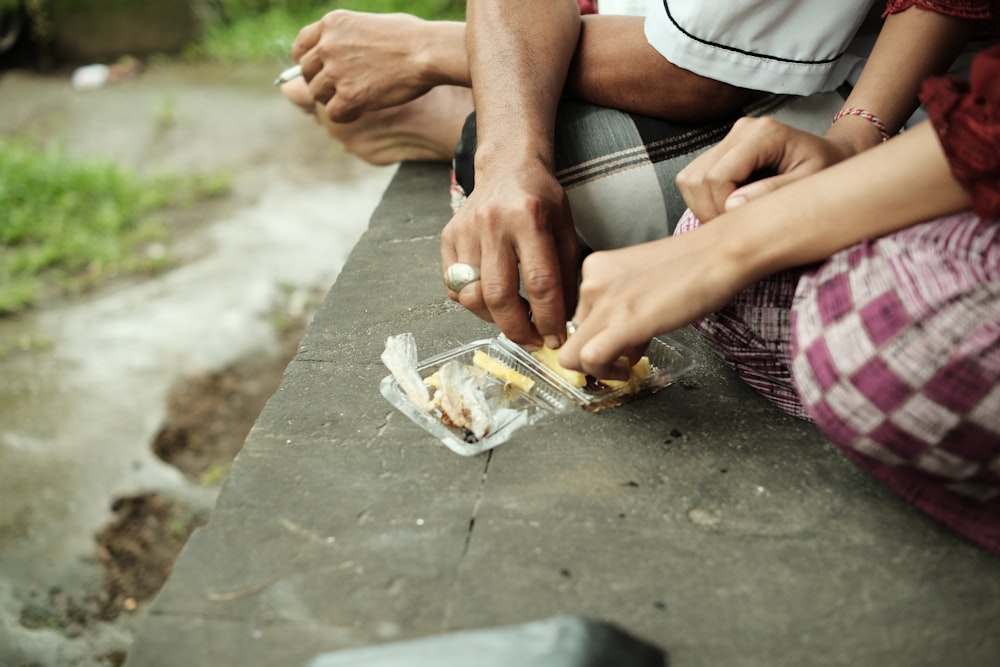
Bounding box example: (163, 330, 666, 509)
(281, 80, 473, 165)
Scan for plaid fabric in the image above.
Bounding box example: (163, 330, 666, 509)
(451, 92, 846, 249)
(674, 210, 809, 417)
(793, 211, 1000, 552)
(678, 209, 1000, 553)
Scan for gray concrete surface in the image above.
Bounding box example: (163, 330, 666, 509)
(126, 162, 1000, 667)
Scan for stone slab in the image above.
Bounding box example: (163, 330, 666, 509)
(126, 162, 1000, 667)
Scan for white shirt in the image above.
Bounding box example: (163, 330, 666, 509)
(645, 0, 881, 95)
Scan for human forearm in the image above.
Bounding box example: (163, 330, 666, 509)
(675, 7, 978, 222)
(717, 122, 971, 283)
(466, 0, 581, 170)
(559, 121, 973, 378)
(826, 8, 973, 154)
(565, 15, 750, 121)
(442, 1, 583, 348)
(413, 20, 471, 88)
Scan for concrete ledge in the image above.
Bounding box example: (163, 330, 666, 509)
(127, 162, 1000, 667)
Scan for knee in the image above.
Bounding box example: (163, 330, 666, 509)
(790, 265, 1000, 488)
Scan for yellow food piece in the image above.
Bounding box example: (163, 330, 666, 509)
(602, 355, 652, 390)
(532, 345, 652, 390)
(423, 370, 441, 390)
(472, 350, 536, 393)
(530, 345, 587, 388)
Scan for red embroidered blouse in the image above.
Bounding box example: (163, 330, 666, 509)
(921, 45, 1000, 219)
(884, 0, 1000, 35)
(883, 1, 999, 217)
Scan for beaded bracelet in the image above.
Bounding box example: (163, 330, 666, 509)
(831, 107, 891, 143)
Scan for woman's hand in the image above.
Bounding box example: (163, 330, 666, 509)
(676, 117, 853, 222)
(557, 217, 750, 379)
(564, 120, 975, 381)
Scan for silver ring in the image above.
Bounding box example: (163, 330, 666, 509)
(444, 263, 481, 293)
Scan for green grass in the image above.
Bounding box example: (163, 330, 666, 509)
(0, 139, 230, 315)
(189, 1, 466, 64)
(186, 6, 319, 63)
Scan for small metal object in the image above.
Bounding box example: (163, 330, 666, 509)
(566, 320, 578, 335)
(274, 64, 303, 87)
(444, 263, 481, 293)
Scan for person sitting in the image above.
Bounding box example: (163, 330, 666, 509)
(288, 0, 874, 339)
(439, 0, 988, 352)
(286, 1, 987, 355)
(556, 40, 1000, 554)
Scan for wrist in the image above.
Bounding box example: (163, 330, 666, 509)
(824, 107, 891, 157)
(709, 204, 796, 287)
(414, 21, 470, 87)
(474, 136, 556, 179)
(678, 213, 769, 295)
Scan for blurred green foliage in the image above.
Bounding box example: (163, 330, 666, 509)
(192, 0, 466, 63)
(213, 0, 465, 21)
(0, 1, 467, 315)
(0, 139, 230, 314)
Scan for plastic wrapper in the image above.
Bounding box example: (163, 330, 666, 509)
(380, 333, 696, 456)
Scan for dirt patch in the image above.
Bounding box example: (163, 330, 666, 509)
(18, 493, 208, 664)
(152, 318, 306, 483)
(95, 314, 307, 618)
(13, 316, 307, 647)
(94, 493, 209, 622)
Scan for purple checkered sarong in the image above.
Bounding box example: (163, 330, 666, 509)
(676, 209, 1000, 554)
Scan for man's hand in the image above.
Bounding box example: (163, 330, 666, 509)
(443, 0, 581, 348)
(292, 10, 443, 123)
(440, 159, 580, 350)
(676, 117, 852, 222)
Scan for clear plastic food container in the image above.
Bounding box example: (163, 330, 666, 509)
(379, 334, 696, 456)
